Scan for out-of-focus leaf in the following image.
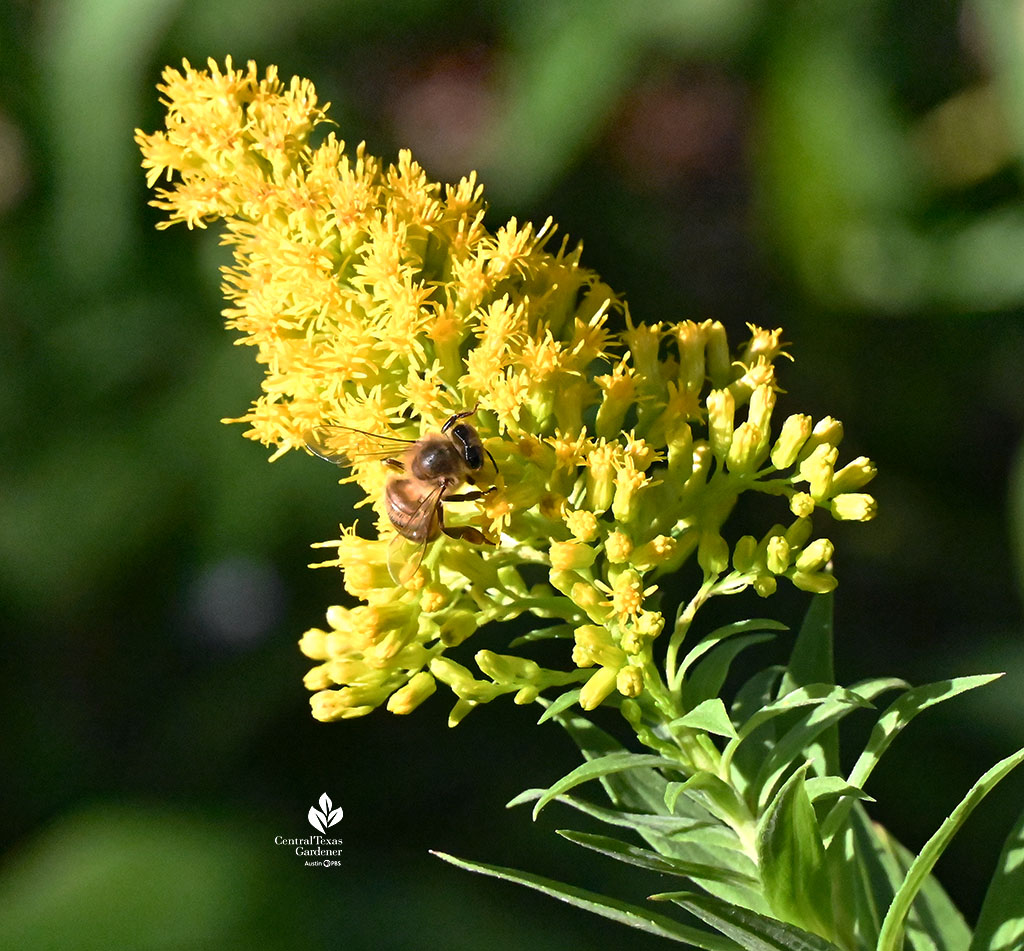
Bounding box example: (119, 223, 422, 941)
(557, 830, 758, 887)
(656, 890, 841, 951)
(878, 746, 1024, 951)
(970, 799, 1024, 951)
(821, 674, 1004, 841)
(431, 851, 743, 950)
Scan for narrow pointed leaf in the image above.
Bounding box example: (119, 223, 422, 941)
(970, 799, 1024, 951)
(658, 890, 842, 951)
(753, 691, 873, 812)
(551, 711, 672, 814)
(431, 851, 743, 950)
(509, 623, 574, 647)
(557, 830, 759, 886)
(779, 593, 834, 697)
(821, 674, 1005, 841)
(531, 752, 678, 820)
(722, 684, 868, 779)
(878, 746, 1024, 951)
(680, 619, 788, 682)
(537, 688, 581, 724)
(683, 633, 778, 709)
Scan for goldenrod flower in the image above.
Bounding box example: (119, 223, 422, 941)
(139, 58, 877, 724)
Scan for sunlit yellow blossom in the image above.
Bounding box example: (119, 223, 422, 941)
(139, 59, 878, 725)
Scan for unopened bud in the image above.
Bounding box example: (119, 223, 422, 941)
(831, 493, 878, 521)
(795, 538, 835, 573)
(766, 535, 791, 575)
(771, 414, 812, 469)
(386, 671, 436, 714)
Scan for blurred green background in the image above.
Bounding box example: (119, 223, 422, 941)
(2, 0, 1024, 947)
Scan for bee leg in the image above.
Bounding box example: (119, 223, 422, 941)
(383, 457, 405, 471)
(443, 489, 487, 502)
(441, 403, 480, 433)
(442, 525, 491, 546)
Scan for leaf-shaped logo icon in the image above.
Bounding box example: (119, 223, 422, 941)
(308, 793, 343, 832)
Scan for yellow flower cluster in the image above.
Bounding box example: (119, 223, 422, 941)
(138, 59, 877, 725)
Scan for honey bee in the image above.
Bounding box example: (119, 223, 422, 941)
(306, 407, 497, 582)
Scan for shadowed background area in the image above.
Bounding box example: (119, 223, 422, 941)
(2, 1, 1023, 947)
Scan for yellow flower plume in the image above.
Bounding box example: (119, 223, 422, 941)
(138, 58, 877, 725)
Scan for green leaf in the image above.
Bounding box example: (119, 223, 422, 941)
(679, 619, 789, 683)
(508, 788, 738, 846)
(430, 851, 743, 950)
(803, 776, 872, 805)
(656, 890, 842, 951)
(878, 745, 1024, 951)
(757, 764, 834, 938)
(551, 710, 672, 814)
(778, 594, 834, 697)
(683, 633, 779, 710)
(722, 684, 869, 781)
(729, 667, 786, 790)
(971, 799, 1024, 951)
(826, 804, 970, 951)
(821, 674, 1004, 841)
(557, 830, 759, 887)
(536, 688, 581, 724)
(752, 688, 874, 812)
(531, 752, 678, 820)
(673, 698, 739, 739)
(509, 623, 575, 647)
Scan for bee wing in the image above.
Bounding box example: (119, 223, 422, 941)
(305, 424, 415, 467)
(387, 482, 446, 585)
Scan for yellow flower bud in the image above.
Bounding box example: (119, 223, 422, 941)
(667, 422, 694, 481)
(616, 665, 644, 698)
(785, 516, 813, 549)
(795, 538, 834, 573)
(726, 421, 765, 473)
(771, 414, 812, 469)
(303, 663, 334, 691)
(631, 534, 677, 570)
(579, 665, 619, 711)
(791, 571, 838, 594)
(310, 687, 377, 721)
(754, 574, 777, 597)
(565, 509, 599, 542)
(612, 464, 649, 522)
(705, 320, 731, 387)
(299, 628, 329, 660)
(732, 535, 758, 573)
(830, 456, 877, 494)
(746, 384, 776, 435)
(570, 581, 612, 622)
(766, 535, 791, 575)
(799, 444, 839, 501)
(789, 492, 815, 518)
(475, 650, 542, 684)
(698, 530, 730, 576)
(706, 388, 735, 459)
(549, 540, 598, 572)
(675, 321, 707, 393)
(386, 671, 436, 714)
(831, 493, 878, 521)
(438, 610, 477, 647)
(605, 530, 634, 564)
